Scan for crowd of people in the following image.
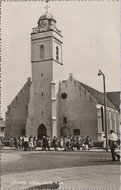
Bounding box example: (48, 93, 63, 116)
(0, 130, 120, 161)
(0, 135, 93, 151)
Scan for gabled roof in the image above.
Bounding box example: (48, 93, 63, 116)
(7, 78, 31, 109)
(106, 91, 120, 111)
(79, 82, 117, 110)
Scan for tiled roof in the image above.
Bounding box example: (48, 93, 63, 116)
(79, 82, 117, 110)
(106, 92, 120, 110)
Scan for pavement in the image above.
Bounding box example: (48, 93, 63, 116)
(1, 147, 120, 190)
(1, 165, 120, 190)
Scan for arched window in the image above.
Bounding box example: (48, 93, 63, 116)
(63, 117, 67, 124)
(101, 106, 104, 132)
(40, 45, 44, 59)
(56, 46, 59, 61)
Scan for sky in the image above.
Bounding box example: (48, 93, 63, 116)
(1, 1, 120, 119)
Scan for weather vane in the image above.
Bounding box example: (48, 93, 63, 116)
(45, 0, 49, 14)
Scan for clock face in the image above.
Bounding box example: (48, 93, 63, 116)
(40, 20, 47, 28)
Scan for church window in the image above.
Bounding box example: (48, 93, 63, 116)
(42, 110, 43, 115)
(63, 117, 67, 124)
(40, 45, 44, 59)
(41, 92, 43, 96)
(74, 129, 80, 136)
(61, 93, 67, 99)
(109, 111, 111, 119)
(84, 89, 86, 96)
(56, 46, 59, 61)
(41, 73, 43, 77)
(65, 82, 67, 88)
(101, 106, 104, 132)
(1, 127, 4, 133)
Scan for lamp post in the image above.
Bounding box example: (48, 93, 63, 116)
(98, 69, 108, 152)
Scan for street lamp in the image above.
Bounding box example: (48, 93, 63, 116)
(98, 69, 108, 152)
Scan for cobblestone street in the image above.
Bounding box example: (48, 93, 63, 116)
(1, 148, 120, 189)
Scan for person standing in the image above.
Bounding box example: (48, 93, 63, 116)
(85, 136, 91, 150)
(109, 130, 120, 161)
(52, 136, 58, 150)
(33, 136, 37, 149)
(29, 136, 34, 150)
(103, 136, 106, 150)
(46, 136, 50, 150)
(23, 136, 29, 151)
(42, 136, 47, 151)
(60, 137, 64, 148)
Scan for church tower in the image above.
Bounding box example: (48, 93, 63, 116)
(26, 9, 63, 139)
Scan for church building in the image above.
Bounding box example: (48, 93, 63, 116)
(5, 10, 120, 142)
(26, 11, 63, 139)
(56, 74, 120, 141)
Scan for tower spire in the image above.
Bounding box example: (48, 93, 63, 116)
(45, 0, 49, 14)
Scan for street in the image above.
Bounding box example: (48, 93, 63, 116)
(1, 149, 120, 189)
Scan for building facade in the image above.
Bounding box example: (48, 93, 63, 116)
(25, 12, 63, 139)
(57, 74, 120, 141)
(5, 11, 120, 141)
(0, 118, 5, 137)
(5, 78, 31, 138)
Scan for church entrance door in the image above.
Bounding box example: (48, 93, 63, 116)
(37, 124, 47, 140)
(60, 126, 70, 137)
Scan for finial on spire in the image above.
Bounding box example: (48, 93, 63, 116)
(45, 0, 49, 14)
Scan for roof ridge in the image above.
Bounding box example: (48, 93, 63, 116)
(7, 78, 31, 108)
(79, 81, 102, 94)
(78, 81, 117, 110)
